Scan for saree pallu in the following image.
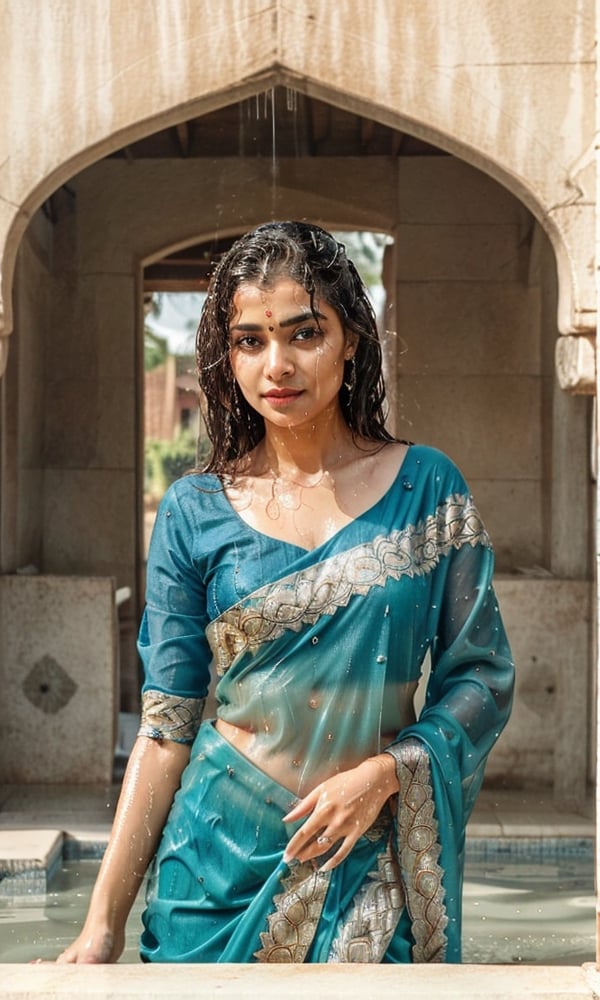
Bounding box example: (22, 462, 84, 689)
(140, 722, 450, 963)
(137, 444, 515, 964)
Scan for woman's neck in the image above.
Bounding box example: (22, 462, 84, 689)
(258, 414, 359, 480)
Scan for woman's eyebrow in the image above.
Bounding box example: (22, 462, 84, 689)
(229, 322, 263, 332)
(230, 310, 326, 332)
(280, 310, 326, 327)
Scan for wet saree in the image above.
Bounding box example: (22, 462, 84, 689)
(136, 444, 514, 963)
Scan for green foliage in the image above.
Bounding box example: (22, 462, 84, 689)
(331, 230, 388, 288)
(145, 431, 199, 499)
(144, 328, 168, 371)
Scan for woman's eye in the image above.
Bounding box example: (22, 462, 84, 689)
(232, 335, 260, 349)
(294, 326, 320, 342)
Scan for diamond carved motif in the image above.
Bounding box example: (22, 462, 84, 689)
(22, 655, 78, 714)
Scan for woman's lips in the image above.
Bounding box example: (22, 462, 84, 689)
(262, 388, 304, 406)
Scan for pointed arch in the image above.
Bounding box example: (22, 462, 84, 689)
(0, 2, 593, 373)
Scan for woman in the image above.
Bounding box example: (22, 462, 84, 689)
(59, 221, 514, 965)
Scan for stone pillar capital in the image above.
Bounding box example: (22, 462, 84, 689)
(555, 332, 596, 395)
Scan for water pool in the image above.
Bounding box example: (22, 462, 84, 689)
(0, 841, 595, 965)
(462, 842, 595, 965)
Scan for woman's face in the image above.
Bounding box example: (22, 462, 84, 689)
(228, 278, 356, 432)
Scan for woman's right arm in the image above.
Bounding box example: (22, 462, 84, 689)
(56, 734, 190, 964)
(57, 482, 210, 963)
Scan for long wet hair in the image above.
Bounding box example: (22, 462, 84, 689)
(196, 221, 395, 477)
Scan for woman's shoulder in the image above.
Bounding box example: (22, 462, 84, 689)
(157, 472, 226, 520)
(167, 470, 222, 493)
(406, 443, 469, 490)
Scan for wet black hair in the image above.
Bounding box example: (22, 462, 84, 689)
(195, 221, 395, 476)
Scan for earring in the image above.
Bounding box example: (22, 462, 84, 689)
(344, 357, 357, 398)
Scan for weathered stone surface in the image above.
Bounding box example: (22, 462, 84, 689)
(0, 576, 118, 784)
(0, 959, 596, 999)
(488, 578, 591, 808)
(555, 333, 596, 394)
(22, 656, 78, 715)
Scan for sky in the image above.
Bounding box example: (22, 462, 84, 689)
(145, 292, 206, 355)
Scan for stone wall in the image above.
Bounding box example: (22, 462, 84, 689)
(0, 575, 118, 784)
(1, 214, 52, 574)
(489, 578, 592, 807)
(396, 159, 544, 570)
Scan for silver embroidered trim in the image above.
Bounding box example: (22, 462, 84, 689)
(327, 845, 405, 963)
(254, 862, 332, 963)
(386, 739, 448, 962)
(138, 689, 206, 744)
(208, 492, 489, 675)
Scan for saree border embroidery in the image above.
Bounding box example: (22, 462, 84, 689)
(208, 492, 489, 675)
(138, 689, 206, 744)
(387, 738, 448, 962)
(327, 844, 406, 963)
(254, 862, 332, 962)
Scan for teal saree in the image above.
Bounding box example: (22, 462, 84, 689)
(137, 444, 514, 963)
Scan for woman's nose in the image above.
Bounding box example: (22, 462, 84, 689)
(264, 340, 293, 379)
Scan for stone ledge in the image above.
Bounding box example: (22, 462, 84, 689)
(0, 829, 62, 897)
(1, 962, 597, 999)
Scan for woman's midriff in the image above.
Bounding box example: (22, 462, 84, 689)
(214, 682, 418, 795)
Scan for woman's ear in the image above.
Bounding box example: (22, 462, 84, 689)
(344, 332, 359, 360)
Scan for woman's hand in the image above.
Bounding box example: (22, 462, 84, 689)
(282, 753, 399, 872)
(55, 923, 123, 964)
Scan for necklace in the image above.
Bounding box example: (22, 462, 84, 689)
(265, 469, 328, 520)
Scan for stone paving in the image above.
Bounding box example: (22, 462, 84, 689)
(2, 960, 600, 998)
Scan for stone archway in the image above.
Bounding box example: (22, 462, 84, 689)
(0, 2, 594, 375)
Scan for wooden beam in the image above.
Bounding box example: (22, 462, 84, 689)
(391, 130, 405, 156)
(360, 117, 375, 151)
(175, 122, 191, 157)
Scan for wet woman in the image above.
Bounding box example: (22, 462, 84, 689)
(58, 221, 514, 964)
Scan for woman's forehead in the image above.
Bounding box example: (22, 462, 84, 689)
(233, 278, 313, 308)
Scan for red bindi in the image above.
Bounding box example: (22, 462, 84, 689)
(265, 310, 273, 318)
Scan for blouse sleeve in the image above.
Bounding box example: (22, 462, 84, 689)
(136, 482, 212, 744)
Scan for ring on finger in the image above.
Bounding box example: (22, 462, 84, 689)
(316, 834, 332, 846)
